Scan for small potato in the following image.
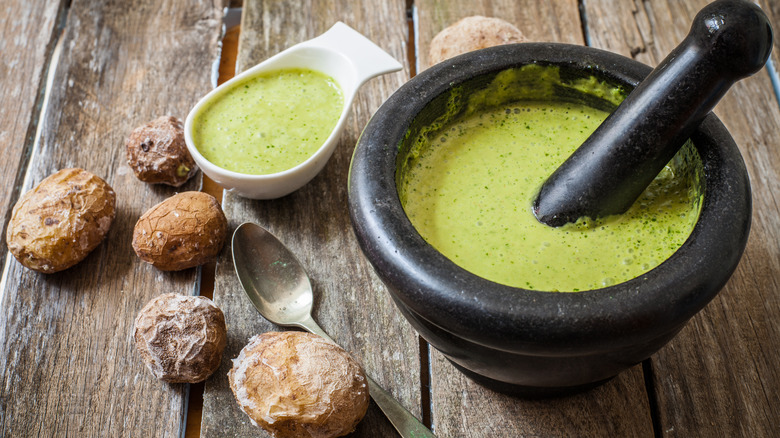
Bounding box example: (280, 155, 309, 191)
(134, 293, 227, 383)
(428, 16, 527, 65)
(132, 191, 227, 271)
(6, 168, 116, 273)
(229, 332, 369, 438)
(126, 116, 198, 187)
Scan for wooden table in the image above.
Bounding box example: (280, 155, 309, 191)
(2, 1, 778, 437)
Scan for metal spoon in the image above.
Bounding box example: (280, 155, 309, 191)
(231, 222, 436, 438)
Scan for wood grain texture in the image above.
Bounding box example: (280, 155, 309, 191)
(0, 0, 225, 436)
(201, 1, 416, 437)
(0, 0, 65, 274)
(414, 1, 655, 436)
(415, 0, 585, 71)
(430, 353, 653, 438)
(586, 0, 780, 436)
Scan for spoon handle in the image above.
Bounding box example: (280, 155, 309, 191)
(297, 316, 437, 438)
(366, 376, 437, 438)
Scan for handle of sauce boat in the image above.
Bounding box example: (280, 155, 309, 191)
(301, 21, 404, 87)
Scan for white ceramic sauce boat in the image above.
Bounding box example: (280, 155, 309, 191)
(184, 22, 403, 199)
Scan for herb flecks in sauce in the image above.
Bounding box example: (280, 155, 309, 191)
(193, 68, 343, 175)
(399, 66, 702, 292)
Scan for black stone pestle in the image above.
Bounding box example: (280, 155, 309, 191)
(533, 0, 772, 227)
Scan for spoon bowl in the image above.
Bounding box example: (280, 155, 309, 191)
(184, 22, 402, 199)
(232, 222, 314, 327)
(231, 222, 436, 437)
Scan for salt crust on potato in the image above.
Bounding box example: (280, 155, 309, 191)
(133, 293, 227, 383)
(125, 116, 198, 187)
(229, 331, 370, 438)
(428, 15, 527, 65)
(6, 168, 116, 273)
(132, 191, 227, 271)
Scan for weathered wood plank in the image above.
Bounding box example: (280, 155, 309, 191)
(430, 354, 652, 438)
(415, 0, 585, 71)
(201, 1, 415, 437)
(415, 1, 655, 436)
(0, 0, 225, 436)
(0, 0, 65, 278)
(586, 0, 780, 436)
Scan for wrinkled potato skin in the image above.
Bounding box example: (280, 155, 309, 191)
(6, 168, 116, 273)
(126, 116, 198, 187)
(229, 331, 370, 438)
(133, 293, 227, 383)
(428, 16, 527, 65)
(132, 191, 227, 271)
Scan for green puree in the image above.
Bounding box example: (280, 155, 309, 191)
(400, 100, 702, 292)
(193, 68, 343, 175)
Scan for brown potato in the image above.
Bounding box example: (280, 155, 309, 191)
(229, 331, 369, 438)
(133, 293, 227, 383)
(428, 16, 527, 65)
(6, 168, 116, 273)
(126, 116, 198, 187)
(132, 191, 227, 271)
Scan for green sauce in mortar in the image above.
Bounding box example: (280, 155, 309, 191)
(193, 68, 343, 175)
(399, 66, 703, 292)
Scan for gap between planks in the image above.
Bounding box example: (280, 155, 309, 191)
(186, 3, 436, 435)
(183, 20, 239, 438)
(184, 1, 780, 435)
